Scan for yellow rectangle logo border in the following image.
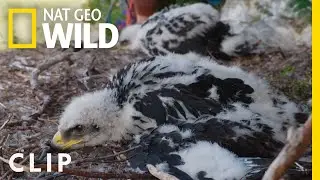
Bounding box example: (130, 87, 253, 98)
(8, 8, 37, 48)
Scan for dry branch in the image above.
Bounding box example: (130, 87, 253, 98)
(28, 52, 73, 120)
(0, 114, 13, 131)
(0, 134, 9, 147)
(30, 52, 72, 89)
(0, 147, 41, 179)
(262, 116, 312, 180)
(15, 144, 39, 152)
(30, 92, 51, 117)
(0, 155, 30, 172)
(72, 145, 140, 164)
(33, 164, 156, 179)
(0, 148, 4, 175)
(0, 102, 6, 109)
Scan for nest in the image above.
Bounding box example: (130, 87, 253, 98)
(0, 44, 311, 179)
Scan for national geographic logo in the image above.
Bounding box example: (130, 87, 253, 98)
(7, 7, 119, 49)
(8, 8, 37, 48)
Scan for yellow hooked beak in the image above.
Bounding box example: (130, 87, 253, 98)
(51, 131, 83, 150)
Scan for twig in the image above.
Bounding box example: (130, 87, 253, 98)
(0, 114, 13, 131)
(0, 134, 9, 147)
(4, 119, 40, 128)
(0, 147, 40, 179)
(0, 171, 12, 180)
(113, 150, 122, 160)
(0, 148, 4, 175)
(37, 173, 69, 180)
(18, 148, 41, 164)
(0, 155, 30, 172)
(37, 146, 51, 161)
(29, 52, 72, 119)
(30, 52, 72, 89)
(0, 102, 6, 109)
(278, 47, 287, 60)
(72, 145, 140, 164)
(15, 144, 39, 152)
(30, 164, 156, 179)
(262, 116, 312, 180)
(29, 92, 51, 119)
(147, 164, 179, 180)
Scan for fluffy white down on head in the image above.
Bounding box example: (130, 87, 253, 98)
(173, 141, 248, 180)
(119, 24, 142, 49)
(58, 89, 134, 144)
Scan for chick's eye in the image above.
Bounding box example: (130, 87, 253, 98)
(74, 125, 83, 131)
(92, 124, 100, 131)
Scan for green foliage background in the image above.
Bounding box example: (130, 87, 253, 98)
(289, 0, 311, 23)
(84, 0, 124, 23)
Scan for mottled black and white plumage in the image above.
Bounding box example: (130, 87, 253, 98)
(128, 122, 311, 180)
(120, 3, 233, 59)
(51, 53, 310, 179)
(120, 2, 299, 60)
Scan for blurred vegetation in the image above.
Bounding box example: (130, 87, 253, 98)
(83, 0, 125, 39)
(288, 0, 311, 23)
(281, 65, 296, 76)
(83, 0, 124, 24)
